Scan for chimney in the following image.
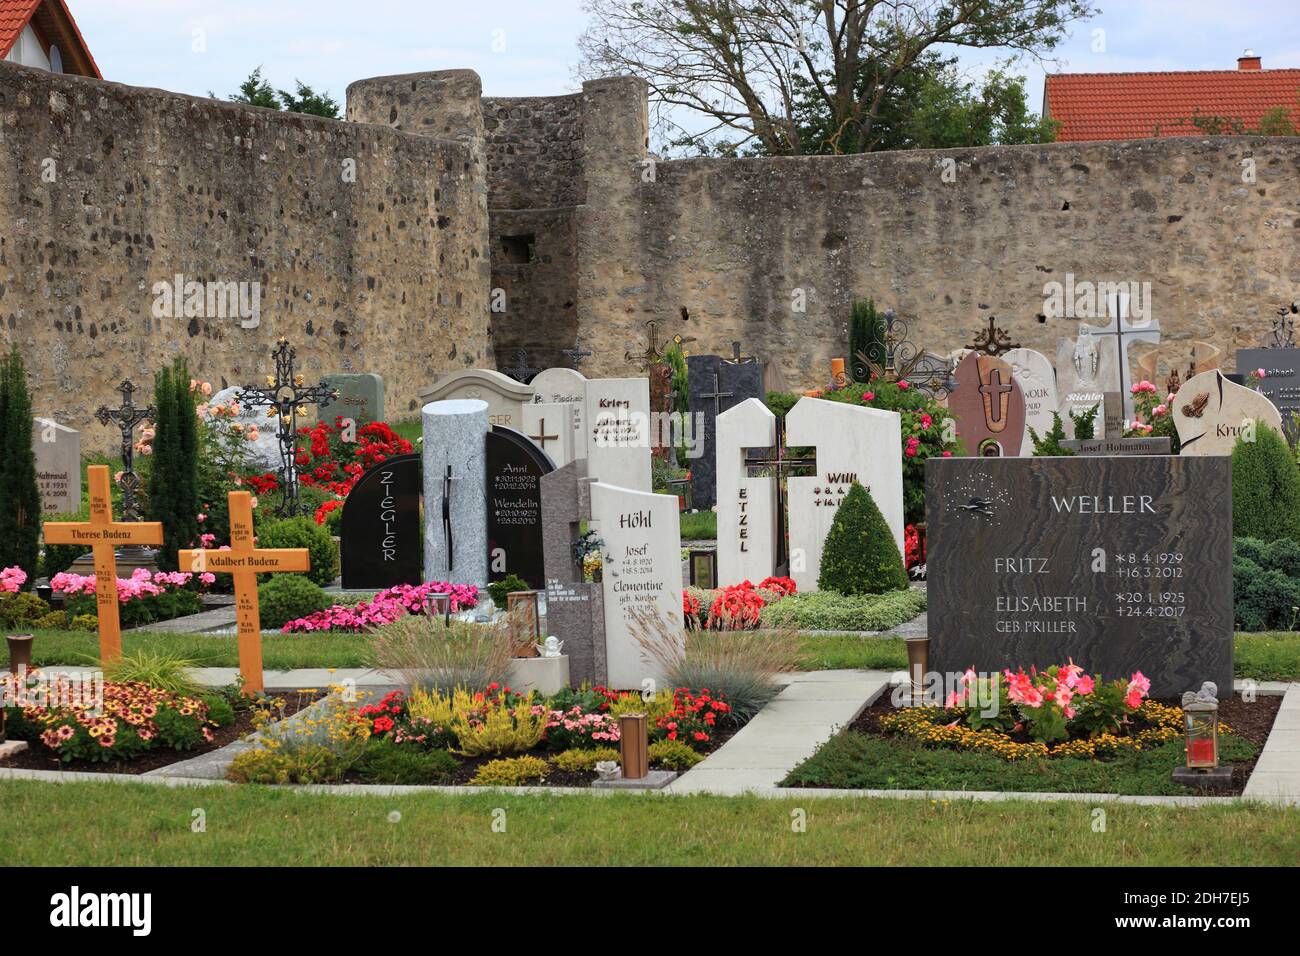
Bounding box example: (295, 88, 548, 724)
(1238, 50, 1262, 70)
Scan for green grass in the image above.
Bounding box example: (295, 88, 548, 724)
(679, 511, 716, 540)
(6, 630, 374, 670)
(0, 780, 1294, 866)
(391, 418, 422, 444)
(1235, 632, 1300, 681)
(781, 732, 1257, 796)
(762, 588, 926, 631)
(795, 634, 909, 670)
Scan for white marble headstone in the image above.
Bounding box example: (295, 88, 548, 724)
(585, 378, 652, 493)
(1173, 369, 1284, 456)
(590, 481, 685, 690)
(208, 386, 282, 471)
(418, 368, 534, 431)
(531, 367, 588, 459)
(522, 403, 576, 468)
(32, 418, 81, 515)
(716, 399, 778, 587)
(422, 399, 489, 589)
(785, 398, 904, 593)
(1003, 348, 1058, 454)
(1055, 336, 1109, 439)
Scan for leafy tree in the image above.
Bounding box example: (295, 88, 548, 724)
(578, 0, 1093, 155)
(212, 67, 341, 118)
(148, 359, 200, 572)
(848, 298, 885, 382)
(0, 351, 41, 579)
(1232, 425, 1300, 543)
(818, 482, 908, 595)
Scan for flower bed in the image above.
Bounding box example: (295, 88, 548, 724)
(280, 581, 479, 633)
(684, 576, 797, 630)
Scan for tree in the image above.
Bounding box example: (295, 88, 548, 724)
(848, 298, 885, 382)
(1028, 411, 1074, 456)
(0, 351, 41, 580)
(1232, 425, 1300, 543)
(211, 67, 341, 118)
(148, 359, 200, 572)
(818, 481, 908, 594)
(578, 0, 1093, 155)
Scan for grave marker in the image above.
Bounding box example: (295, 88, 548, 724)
(422, 399, 489, 590)
(340, 453, 422, 590)
(949, 353, 1027, 457)
(716, 398, 779, 586)
(486, 425, 555, 590)
(687, 353, 765, 511)
(531, 367, 589, 460)
(43, 466, 163, 662)
(95, 380, 155, 521)
(324, 372, 385, 423)
(1172, 369, 1284, 455)
(418, 368, 534, 430)
(541, 460, 606, 686)
(522, 402, 576, 467)
(585, 377, 652, 493)
(1003, 348, 1057, 454)
(32, 418, 80, 515)
(1061, 437, 1172, 456)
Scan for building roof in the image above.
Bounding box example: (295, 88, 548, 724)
(1045, 61, 1300, 142)
(0, 0, 100, 78)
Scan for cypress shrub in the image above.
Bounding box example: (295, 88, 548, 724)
(1232, 425, 1300, 543)
(149, 359, 200, 571)
(817, 482, 908, 595)
(255, 516, 338, 587)
(848, 298, 886, 383)
(0, 350, 42, 580)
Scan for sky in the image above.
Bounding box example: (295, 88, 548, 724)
(70, 0, 1300, 138)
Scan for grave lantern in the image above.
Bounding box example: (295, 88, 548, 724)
(688, 549, 717, 590)
(429, 592, 452, 626)
(506, 590, 542, 657)
(619, 713, 649, 779)
(7, 634, 33, 675)
(1181, 685, 1220, 771)
(904, 635, 930, 706)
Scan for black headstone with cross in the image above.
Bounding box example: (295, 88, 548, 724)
(486, 426, 555, 589)
(687, 352, 765, 511)
(95, 380, 156, 522)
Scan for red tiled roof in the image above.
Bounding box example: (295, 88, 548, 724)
(0, 0, 40, 59)
(0, 0, 100, 78)
(1045, 69, 1300, 141)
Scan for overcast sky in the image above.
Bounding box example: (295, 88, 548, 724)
(72, 0, 1300, 131)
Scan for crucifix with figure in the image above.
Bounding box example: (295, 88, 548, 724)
(43, 466, 163, 661)
(179, 491, 308, 693)
(238, 338, 338, 518)
(95, 380, 155, 522)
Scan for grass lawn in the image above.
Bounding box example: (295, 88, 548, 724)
(781, 733, 1257, 796)
(679, 510, 716, 540)
(1235, 632, 1300, 681)
(0, 780, 1294, 866)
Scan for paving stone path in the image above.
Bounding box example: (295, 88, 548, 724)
(1242, 683, 1300, 803)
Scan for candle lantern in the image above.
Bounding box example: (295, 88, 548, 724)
(7, 634, 34, 676)
(688, 549, 717, 590)
(904, 635, 930, 706)
(506, 590, 542, 657)
(830, 358, 847, 389)
(1181, 683, 1220, 771)
(429, 593, 452, 626)
(619, 713, 649, 779)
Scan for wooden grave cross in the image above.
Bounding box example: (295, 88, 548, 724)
(179, 491, 308, 693)
(528, 418, 560, 450)
(43, 465, 164, 662)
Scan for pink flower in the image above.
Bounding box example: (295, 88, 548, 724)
(1256, 368, 1266, 379)
(897, 380, 910, 390)
(941, 450, 952, 458)
(863, 391, 875, 402)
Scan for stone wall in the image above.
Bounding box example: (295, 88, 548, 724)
(1, 61, 489, 452)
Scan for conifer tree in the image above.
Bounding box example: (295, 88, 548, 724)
(818, 481, 908, 595)
(0, 350, 42, 579)
(148, 359, 200, 571)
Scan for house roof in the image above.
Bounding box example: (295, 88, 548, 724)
(1045, 67, 1300, 141)
(0, 0, 101, 78)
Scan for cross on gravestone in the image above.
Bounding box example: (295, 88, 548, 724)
(1265, 304, 1298, 348)
(978, 367, 1015, 425)
(179, 491, 309, 694)
(528, 417, 560, 450)
(624, 320, 664, 372)
(237, 338, 338, 518)
(726, 341, 756, 365)
(505, 349, 539, 383)
(95, 380, 156, 521)
(43, 466, 164, 661)
(967, 316, 1020, 357)
(700, 370, 735, 416)
(743, 421, 816, 574)
(1091, 291, 1161, 420)
(561, 344, 592, 368)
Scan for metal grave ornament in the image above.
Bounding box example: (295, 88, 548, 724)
(95, 380, 156, 522)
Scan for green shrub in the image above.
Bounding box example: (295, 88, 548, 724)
(848, 298, 886, 382)
(550, 746, 620, 773)
(227, 745, 351, 784)
(765, 391, 800, 420)
(356, 738, 459, 784)
(99, 649, 203, 697)
(148, 358, 200, 572)
(0, 350, 41, 580)
(468, 755, 549, 786)
(257, 575, 330, 630)
(486, 573, 530, 607)
(1028, 412, 1075, 456)
(1069, 404, 1098, 440)
(760, 588, 927, 631)
(199, 693, 236, 728)
(1232, 539, 1300, 632)
(67, 589, 203, 629)
(1233, 426, 1300, 543)
(34, 610, 67, 629)
(648, 739, 704, 771)
(0, 592, 49, 629)
(818, 482, 908, 595)
(70, 614, 97, 631)
(255, 516, 339, 586)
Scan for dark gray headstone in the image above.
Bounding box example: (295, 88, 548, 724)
(926, 455, 1232, 698)
(687, 354, 765, 510)
(340, 453, 422, 590)
(541, 460, 606, 686)
(486, 426, 555, 590)
(1237, 347, 1300, 439)
(1060, 437, 1172, 456)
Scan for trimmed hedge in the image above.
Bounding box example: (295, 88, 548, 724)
(1233, 536, 1300, 632)
(818, 482, 908, 595)
(1232, 425, 1300, 543)
(255, 516, 339, 587)
(759, 588, 926, 632)
(257, 575, 331, 630)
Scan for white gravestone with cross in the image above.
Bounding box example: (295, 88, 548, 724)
(716, 398, 779, 587)
(522, 403, 576, 468)
(785, 398, 904, 593)
(531, 367, 589, 460)
(585, 377, 652, 492)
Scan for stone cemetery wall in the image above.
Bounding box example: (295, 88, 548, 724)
(1, 61, 489, 453)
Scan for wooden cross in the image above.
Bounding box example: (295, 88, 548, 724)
(43, 466, 163, 661)
(94, 380, 155, 521)
(528, 418, 559, 450)
(179, 491, 308, 694)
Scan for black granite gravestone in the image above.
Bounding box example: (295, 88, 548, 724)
(1237, 347, 1300, 439)
(340, 453, 422, 590)
(486, 426, 555, 589)
(687, 354, 765, 510)
(926, 455, 1232, 698)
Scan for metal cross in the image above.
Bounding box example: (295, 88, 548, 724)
(744, 420, 816, 574)
(700, 370, 735, 417)
(561, 344, 592, 368)
(725, 340, 756, 365)
(237, 338, 338, 518)
(967, 316, 1020, 357)
(1267, 303, 1298, 348)
(505, 349, 539, 383)
(441, 463, 455, 572)
(528, 418, 559, 449)
(624, 320, 663, 371)
(95, 380, 156, 521)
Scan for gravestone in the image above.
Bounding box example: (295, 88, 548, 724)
(1003, 348, 1057, 454)
(325, 372, 385, 423)
(541, 460, 606, 686)
(1055, 335, 1107, 440)
(1103, 391, 1124, 439)
(590, 481, 685, 689)
(785, 397, 904, 593)
(208, 386, 281, 470)
(1088, 292, 1161, 421)
(1061, 437, 1172, 456)
(1172, 369, 1284, 455)
(340, 453, 422, 590)
(531, 367, 589, 459)
(926, 455, 1232, 698)
(486, 426, 555, 590)
(949, 353, 1027, 457)
(422, 399, 489, 590)
(1236, 347, 1300, 434)
(686, 353, 766, 510)
(32, 418, 81, 515)
(522, 403, 576, 468)
(585, 377, 652, 492)
(716, 398, 779, 586)
(418, 368, 534, 430)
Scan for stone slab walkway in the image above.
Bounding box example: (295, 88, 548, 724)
(667, 669, 892, 795)
(1242, 683, 1300, 805)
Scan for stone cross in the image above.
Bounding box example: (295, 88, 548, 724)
(95, 380, 155, 521)
(43, 466, 164, 661)
(179, 491, 309, 693)
(1093, 291, 1161, 420)
(238, 338, 338, 518)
